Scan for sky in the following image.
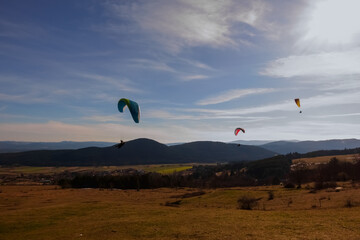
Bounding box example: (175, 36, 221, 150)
(0, 0, 359, 143)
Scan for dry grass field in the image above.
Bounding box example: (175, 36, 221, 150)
(293, 154, 359, 164)
(1, 183, 360, 240)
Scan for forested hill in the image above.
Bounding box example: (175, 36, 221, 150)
(0, 138, 276, 166)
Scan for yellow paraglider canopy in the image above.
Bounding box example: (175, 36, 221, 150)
(294, 98, 300, 108)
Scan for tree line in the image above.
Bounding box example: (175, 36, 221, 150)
(57, 152, 360, 190)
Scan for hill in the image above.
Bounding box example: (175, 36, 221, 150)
(261, 139, 360, 154)
(171, 141, 275, 162)
(229, 140, 274, 145)
(0, 138, 277, 166)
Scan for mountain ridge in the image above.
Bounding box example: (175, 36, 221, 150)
(0, 138, 276, 166)
(261, 138, 360, 154)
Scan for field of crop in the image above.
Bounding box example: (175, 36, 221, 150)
(1, 183, 360, 240)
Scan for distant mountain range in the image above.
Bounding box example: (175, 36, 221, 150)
(260, 139, 360, 154)
(0, 138, 276, 166)
(229, 140, 276, 146)
(0, 141, 116, 153)
(1, 139, 359, 155)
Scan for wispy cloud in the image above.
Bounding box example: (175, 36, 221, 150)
(144, 110, 200, 120)
(300, 91, 360, 108)
(196, 88, 276, 105)
(181, 75, 209, 81)
(128, 59, 177, 73)
(321, 79, 360, 91)
(0, 19, 46, 39)
(0, 92, 48, 104)
(144, 108, 284, 122)
(179, 58, 216, 71)
(104, 0, 273, 52)
(262, 48, 360, 78)
(75, 73, 142, 93)
(310, 113, 360, 119)
(184, 91, 360, 117)
(82, 114, 121, 123)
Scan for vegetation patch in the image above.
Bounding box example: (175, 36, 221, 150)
(164, 200, 182, 207)
(237, 194, 262, 210)
(170, 191, 205, 199)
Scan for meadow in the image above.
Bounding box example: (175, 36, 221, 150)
(0, 164, 194, 176)
(0, 183, 359, 239)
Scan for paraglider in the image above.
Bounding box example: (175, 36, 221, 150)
(116, 140, 126, 149)
(118, 98, 140, 123)
(234, 128, 245, 136)
(294, 98, 302, 113)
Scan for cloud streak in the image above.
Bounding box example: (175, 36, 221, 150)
(181, 75, 209, 81)
(196, 88, 276, 105)
(75, 73, 142, 93)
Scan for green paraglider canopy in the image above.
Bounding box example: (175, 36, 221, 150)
(118, 98, 140, 123)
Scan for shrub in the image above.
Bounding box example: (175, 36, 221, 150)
(314, 181, 337, 190)
(237, 195, 260, 210)
(345, 198, 354, 208)
(165, 200, 182, 207)
(287, 198, 293, 207)
(267, 190, 274, 200)
(284, 182, 295, 188)
(308, 189, 317, 194)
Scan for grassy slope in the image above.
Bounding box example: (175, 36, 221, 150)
(0, 185, 359, 240)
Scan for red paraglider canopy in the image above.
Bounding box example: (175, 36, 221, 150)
(234, 128, 245, 136)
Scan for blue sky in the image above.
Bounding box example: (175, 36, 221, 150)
(0, 0, 359, 143)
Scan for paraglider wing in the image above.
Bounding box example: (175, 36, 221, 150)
(294, 98, 300, 108)
(118, 98, 140, 123)
(116, 140, 126, 149)
(234, 128, 245, 136)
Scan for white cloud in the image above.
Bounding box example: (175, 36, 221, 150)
(196, 88, 276, 105)
(300, 0, 360, 46)
(262, 48, 360, 78)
